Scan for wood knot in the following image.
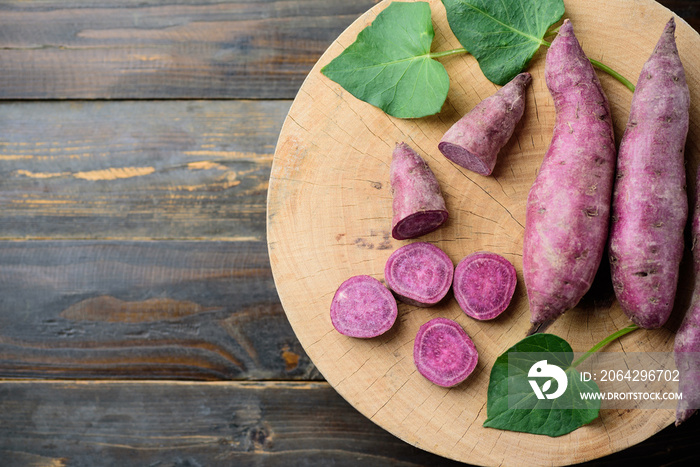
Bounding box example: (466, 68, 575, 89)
(281, 346, 300, 372)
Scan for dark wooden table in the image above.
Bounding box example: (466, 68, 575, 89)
(1, 1, 699, 465)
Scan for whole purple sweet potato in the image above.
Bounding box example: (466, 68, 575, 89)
(674, 272, 700, 424)
(523, 20, 617, 331)
(413, 317, 478, 387)
(608, 18, 689, 329)
(674, 166, 700, 426)
(391, 142, 448, 240)
(330, 275, 398, 338)
(384, 242, 453, 307)
(453, 251, 517, 320)
(438, 72, 532, 176)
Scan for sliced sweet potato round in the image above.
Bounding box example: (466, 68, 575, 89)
(413, 317, 478, 387)
(384, 242, 453, 307)
(330, 275, 398, 338)
(453, 251, 517, 320)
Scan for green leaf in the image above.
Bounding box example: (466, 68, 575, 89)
(483, 334, 600, 437)
(442, 0, 565, 85)
(321, 1, 449, 119)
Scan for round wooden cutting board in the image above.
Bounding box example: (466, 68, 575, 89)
(267, 0, 700, 465)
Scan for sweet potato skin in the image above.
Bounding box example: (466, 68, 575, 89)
(608, 18, 689, 329)
(390, 142, 448, 240)
(523, 20, 617, 327)
(438, 72, 532, 176)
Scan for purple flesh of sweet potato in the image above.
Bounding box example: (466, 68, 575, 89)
(330, 275, 398, 338)
(609, 18, 689, 329)
(391, 142, 448, 240)
(384, 242, 453, 307)
(413, 317, 478, 387)
(439, 72, 532, 176)
(523, 20, 617, 330)
(454, 251, 517, 320)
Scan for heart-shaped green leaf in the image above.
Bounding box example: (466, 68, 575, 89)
(483, 333, 601, 437)
(442, 0, 565, 85)
(321, 1, 449, 119)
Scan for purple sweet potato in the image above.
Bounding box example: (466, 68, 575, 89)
(438, 72, 532, 176)
(675, 314, 700, 425)
(384, 242, 453, 307)
(453, 251, 517, 320)
(608, 18, 689, 329)
(413, 317, 478, 387)
(674, 166, 700, 426)
(391, 142, 448, 240)
(523, 20, 617, 330)
(330, 275, 398, 338)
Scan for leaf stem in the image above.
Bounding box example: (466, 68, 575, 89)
(429, 47, 468, 59)
(589, 58, 636, 92)
(544, 26, 560, 38)
(571, 323, 640, 368)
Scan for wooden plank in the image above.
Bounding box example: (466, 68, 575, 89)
(0, 0, 376, 99)
(0, 1, 698, 100)
(0, 100, 287, 240)
(0, 380, 471, 467)
(0, 380, 698, 466)
(0, 240, 319, 381)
